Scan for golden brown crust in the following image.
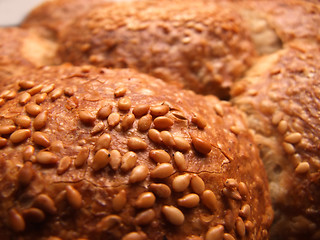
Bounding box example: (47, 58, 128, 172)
(0, 65, 272, 239)
(237, 0, 320, 44)
(21, 0, 111, 39)
(0, 27, 58, 85)
(57, 0, 256, 98)
(232, 41, 320, 240)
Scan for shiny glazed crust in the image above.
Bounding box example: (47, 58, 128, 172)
(231, 41, 320, 240)
(0, 65, 272, 239)
(57, 0, 256, 98)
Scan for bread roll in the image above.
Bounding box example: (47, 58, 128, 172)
(57, 0, 256, 98)
(0, 65, 272, 239)
(21, 0, 111, 39)
(232, 41, 320, 240)
(0, 28, 58, 84)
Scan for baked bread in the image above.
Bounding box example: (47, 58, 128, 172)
(0, 65, 273, 239)
(57, 0, 256, 98)
(231, 41, 320, 240)
(21, 0, 111, 40)
(0, 27, 58, 85)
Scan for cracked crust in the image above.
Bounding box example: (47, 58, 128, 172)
(0, 65, 272, 239)
(57, 0, 256, 98)
(231, 41, 320, 240)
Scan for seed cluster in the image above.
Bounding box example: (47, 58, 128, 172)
(0, 67, 269, 240)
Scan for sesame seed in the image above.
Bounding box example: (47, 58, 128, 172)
(109, 150, 121, 171)
(222, 188, 242, 200)
(225, 178, 238, 189)
(35, 93, 47, 104)
(75, 147, 90, 168)
(64, 87, 76, 97)
(18, 162, 34, 186)
(201, 190, 218, 212)
(284, 132, 302, 144)
(214, 104, 224, 116)
(239, 204, 251, 219)
(8, 209, 25, 232)
(0, 125, 16, 135)
(122, 232, 147, 240)
(148, 129, 162, 144)
(121, 151, 137, 172)
(150, 163, 174, 178)
(92, 149, 110, 171)
(162, 205, 184, 225)
(19, 80, 35, 90)
(15, 115, 31, 128)
(96, 215, 121, 232)
(41, 84, 55, 94)
(191, 174, 205, 194)
(153, 116, 174, 130)
(79, 110, 96, 124)
(33, 111, 48, 130)
(135, 209, 155, 226)
(129, 165, 149, 183)
(121, 113, 135, 131)
(138, 114, 152, 132)
(1, 90, 16, 100)
(177, 193, 200, 208)
(33, 194, 57, 214)
(149, 183, 171, 198)
(95, 133, 111, 151)
(10, 129, 31, 144)
(25, 103, 42, 116)
(295, 162, 310, 174)
(192, 136, 211, 155)
(97, 105, 112, 119)
(32, 132, 51, 148)
(107, 112, 121, 127)
(272, 111, 283, 125)
(172, 174, 191, 192)
(205, 225, 224, 240)
(118, 97, 131, 111)
(282, 142, 295, 154)
(150, 105, 169, 117)
(149, 149, 171, 163)
(278, 120, 288, 134)
(36, 151, 58, 165)
(114, 87, 127, 98)
(21, 208, 45, 223)
(223, 233, 235, 240)
(27, 84, 43, 95)
(18, 92, 31, 105)
(66, 185, 82, 209)
(0, 137, 7, 148)
(160, 131, 176, 147)
(112, 190, 127, 212)
(127, 137, 147, 151)
(238, 182, 249, 200)
(135, 192, 156, 208)
(23, 145, 34, 162)
(133, 104, 150, 118)
(50, 88, 64, 101)
(236, 217, 246, 237)
(91, 122, 105, 135)
(191, 113, 207, 129)
(173, 151, 187, 171)
(173, 136, 190, 152)
(57, 156, 72, 175)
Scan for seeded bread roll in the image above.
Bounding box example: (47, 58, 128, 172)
(21, 0, 111, 39)
(57, 0, 256, 98)
(231, 41, 320, 240)
(0, 65, 272, 239)
(0, 28, 58, 84)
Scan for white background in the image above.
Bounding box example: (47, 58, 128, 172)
(0, 0, 44, 26)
